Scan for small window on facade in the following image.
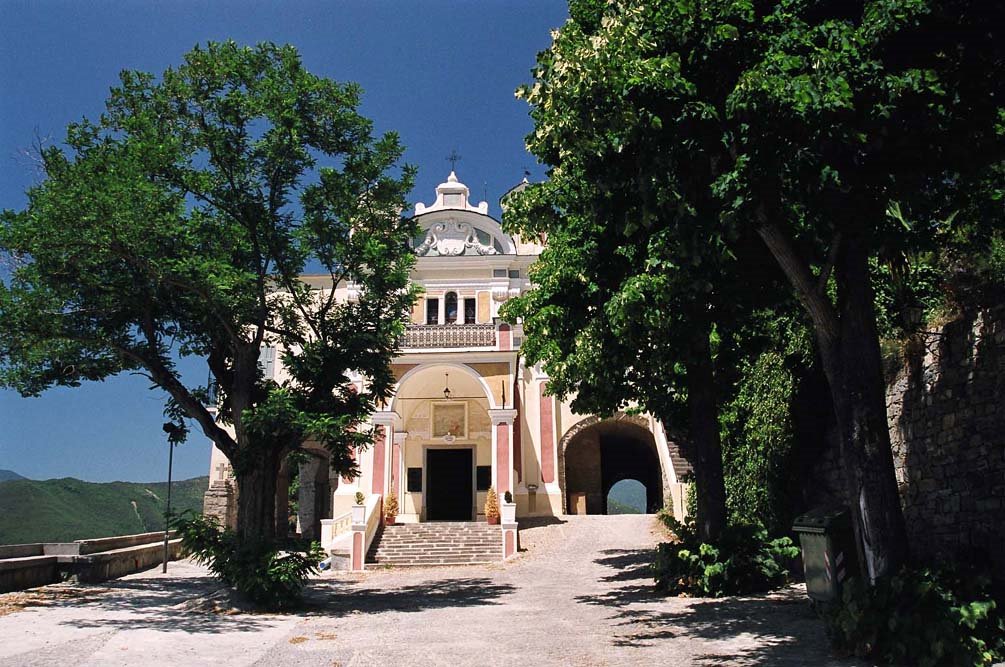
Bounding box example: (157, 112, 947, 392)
(464, 298, 476, 324)
(508, 269, 520, 279)
(407, 468, 423, 493)
(258, 345, 276, 379)
(445, 292, 458, 324)
(512, 337, 522, 348)
(426, 298, 439, 325)
(492, 268, 507, 278)
(476, 466, 492, 491)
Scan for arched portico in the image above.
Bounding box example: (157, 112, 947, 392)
(559, 415, 666, 515)
(374, 362, 514, 522)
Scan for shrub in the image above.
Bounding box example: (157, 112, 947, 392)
(654, 513, 799, 597)
(354, 491, 365, 505)
(825, 565, 1005, 667)
(503, 490, 513, 504)
(172, 512, 324, 610)
(384, 490, 398, 520)
(484, 487, 500, 519)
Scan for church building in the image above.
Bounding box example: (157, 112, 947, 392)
(203, 171, 692, 566)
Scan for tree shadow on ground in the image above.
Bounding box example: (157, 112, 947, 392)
(303, 577, 515, 615)
(44, 577, 276, 634)
(578, 548, 845, 666)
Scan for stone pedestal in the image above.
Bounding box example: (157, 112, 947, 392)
(202, 480, 237, 530)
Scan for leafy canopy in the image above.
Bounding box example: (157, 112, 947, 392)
(0, 41, 418, 475)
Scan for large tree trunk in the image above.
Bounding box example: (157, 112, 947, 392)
(686, 326, 728, 543)
(235, 449, 281, 543)
(821, 235, 909, 581)
(758, 221, 909, 581)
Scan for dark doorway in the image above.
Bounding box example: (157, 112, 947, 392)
(426, 448, 474, 521)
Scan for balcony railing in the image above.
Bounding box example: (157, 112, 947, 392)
(402, 324, 496, 349)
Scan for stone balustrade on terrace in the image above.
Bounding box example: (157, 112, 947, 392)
(401, 324, 496, 349)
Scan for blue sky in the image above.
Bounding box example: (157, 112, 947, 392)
(0, 0, 568, 482)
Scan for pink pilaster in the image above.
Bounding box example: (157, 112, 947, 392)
(498, 322, 511, 351)
(495, 421, 510, 493)
(370, 425, 386, 496)
(391, 435, 402, 496)
(540, 388, 555, 484)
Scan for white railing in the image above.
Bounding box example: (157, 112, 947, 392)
(349, 493, 383, 571)
(402, 324, 496, 349)
(363, 494, 383, 555)
(320, 510, 354, 551)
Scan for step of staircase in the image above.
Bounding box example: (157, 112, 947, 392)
(366, 522, 503, 566)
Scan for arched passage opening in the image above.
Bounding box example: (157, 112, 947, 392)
(562, 418, 664, 514)
(607, 479, 647, 514)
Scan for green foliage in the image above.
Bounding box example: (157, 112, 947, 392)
(0, 41, 418, 539)
(719, 311, 812, 533)
(825, 566, 1005, 667)
(173, 511, 324, 610)
(0, 476, 207, 544)
(654, 513, 800, 597)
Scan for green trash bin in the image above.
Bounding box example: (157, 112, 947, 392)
(792, 506, 859, 603)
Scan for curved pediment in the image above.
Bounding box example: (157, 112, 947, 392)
(412, 218, 509, 256)
(411, 171, 516, 255)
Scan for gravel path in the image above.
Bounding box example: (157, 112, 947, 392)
(0, 515, 854, 666)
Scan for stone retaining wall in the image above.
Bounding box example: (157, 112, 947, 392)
(886, 305, 1005, 567)
(802, 305, 1005, 568)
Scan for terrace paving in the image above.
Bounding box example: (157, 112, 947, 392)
(0, 514, 854, 666)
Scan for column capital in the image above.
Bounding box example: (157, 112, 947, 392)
(489, 408, 518, 426)
(392, 431, 408, 445)
(371, 410, 401, 429)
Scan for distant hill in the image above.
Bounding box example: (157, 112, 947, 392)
(0, 470, 26, 482)
(0, 476, 208, 545)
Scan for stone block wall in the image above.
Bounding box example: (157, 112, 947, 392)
(797, 305, 1004, 568)
(886, 305, 1005, 567)
(202, 480, 237, 530)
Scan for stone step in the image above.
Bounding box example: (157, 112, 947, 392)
(365, 522, 503, 566)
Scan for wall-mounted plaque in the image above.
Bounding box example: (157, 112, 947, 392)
(476, 466, 492, 491)
(407, 467, 422, 493)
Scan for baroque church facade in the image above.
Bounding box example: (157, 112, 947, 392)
(203, 172, 692, 555)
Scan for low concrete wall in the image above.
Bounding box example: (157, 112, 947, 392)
(74, 539, 184, 584)
(76, 531, 174, 555)
(0, 555, 60, 593)
(0, 544, 44, 560)
(0, 531, 184, 592)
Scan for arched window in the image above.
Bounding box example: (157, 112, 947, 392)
(445, 292, 458, 324)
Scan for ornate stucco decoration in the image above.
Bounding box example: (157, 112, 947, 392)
(414, 221, 500, 257)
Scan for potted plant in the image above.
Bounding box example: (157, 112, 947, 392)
(384, 490, 399, 525)
(352, 491, 366, 525)
(501, 490, 516, 524)
(485, 487, 501, 525)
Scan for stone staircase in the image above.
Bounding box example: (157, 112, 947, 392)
(366, 522, 502, 567)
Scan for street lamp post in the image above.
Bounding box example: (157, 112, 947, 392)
(161, 423, 181, 574)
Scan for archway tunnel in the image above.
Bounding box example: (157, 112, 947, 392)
(564, 420, 663, 514)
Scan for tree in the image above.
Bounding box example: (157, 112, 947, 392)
(510, 0, 1003, 578)
(502, 1, 784, 542)
(0, 42, 418, 543)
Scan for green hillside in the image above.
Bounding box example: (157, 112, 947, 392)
(0, 476, 208, 545)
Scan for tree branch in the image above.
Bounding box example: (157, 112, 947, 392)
(756, 216, 840, 342)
